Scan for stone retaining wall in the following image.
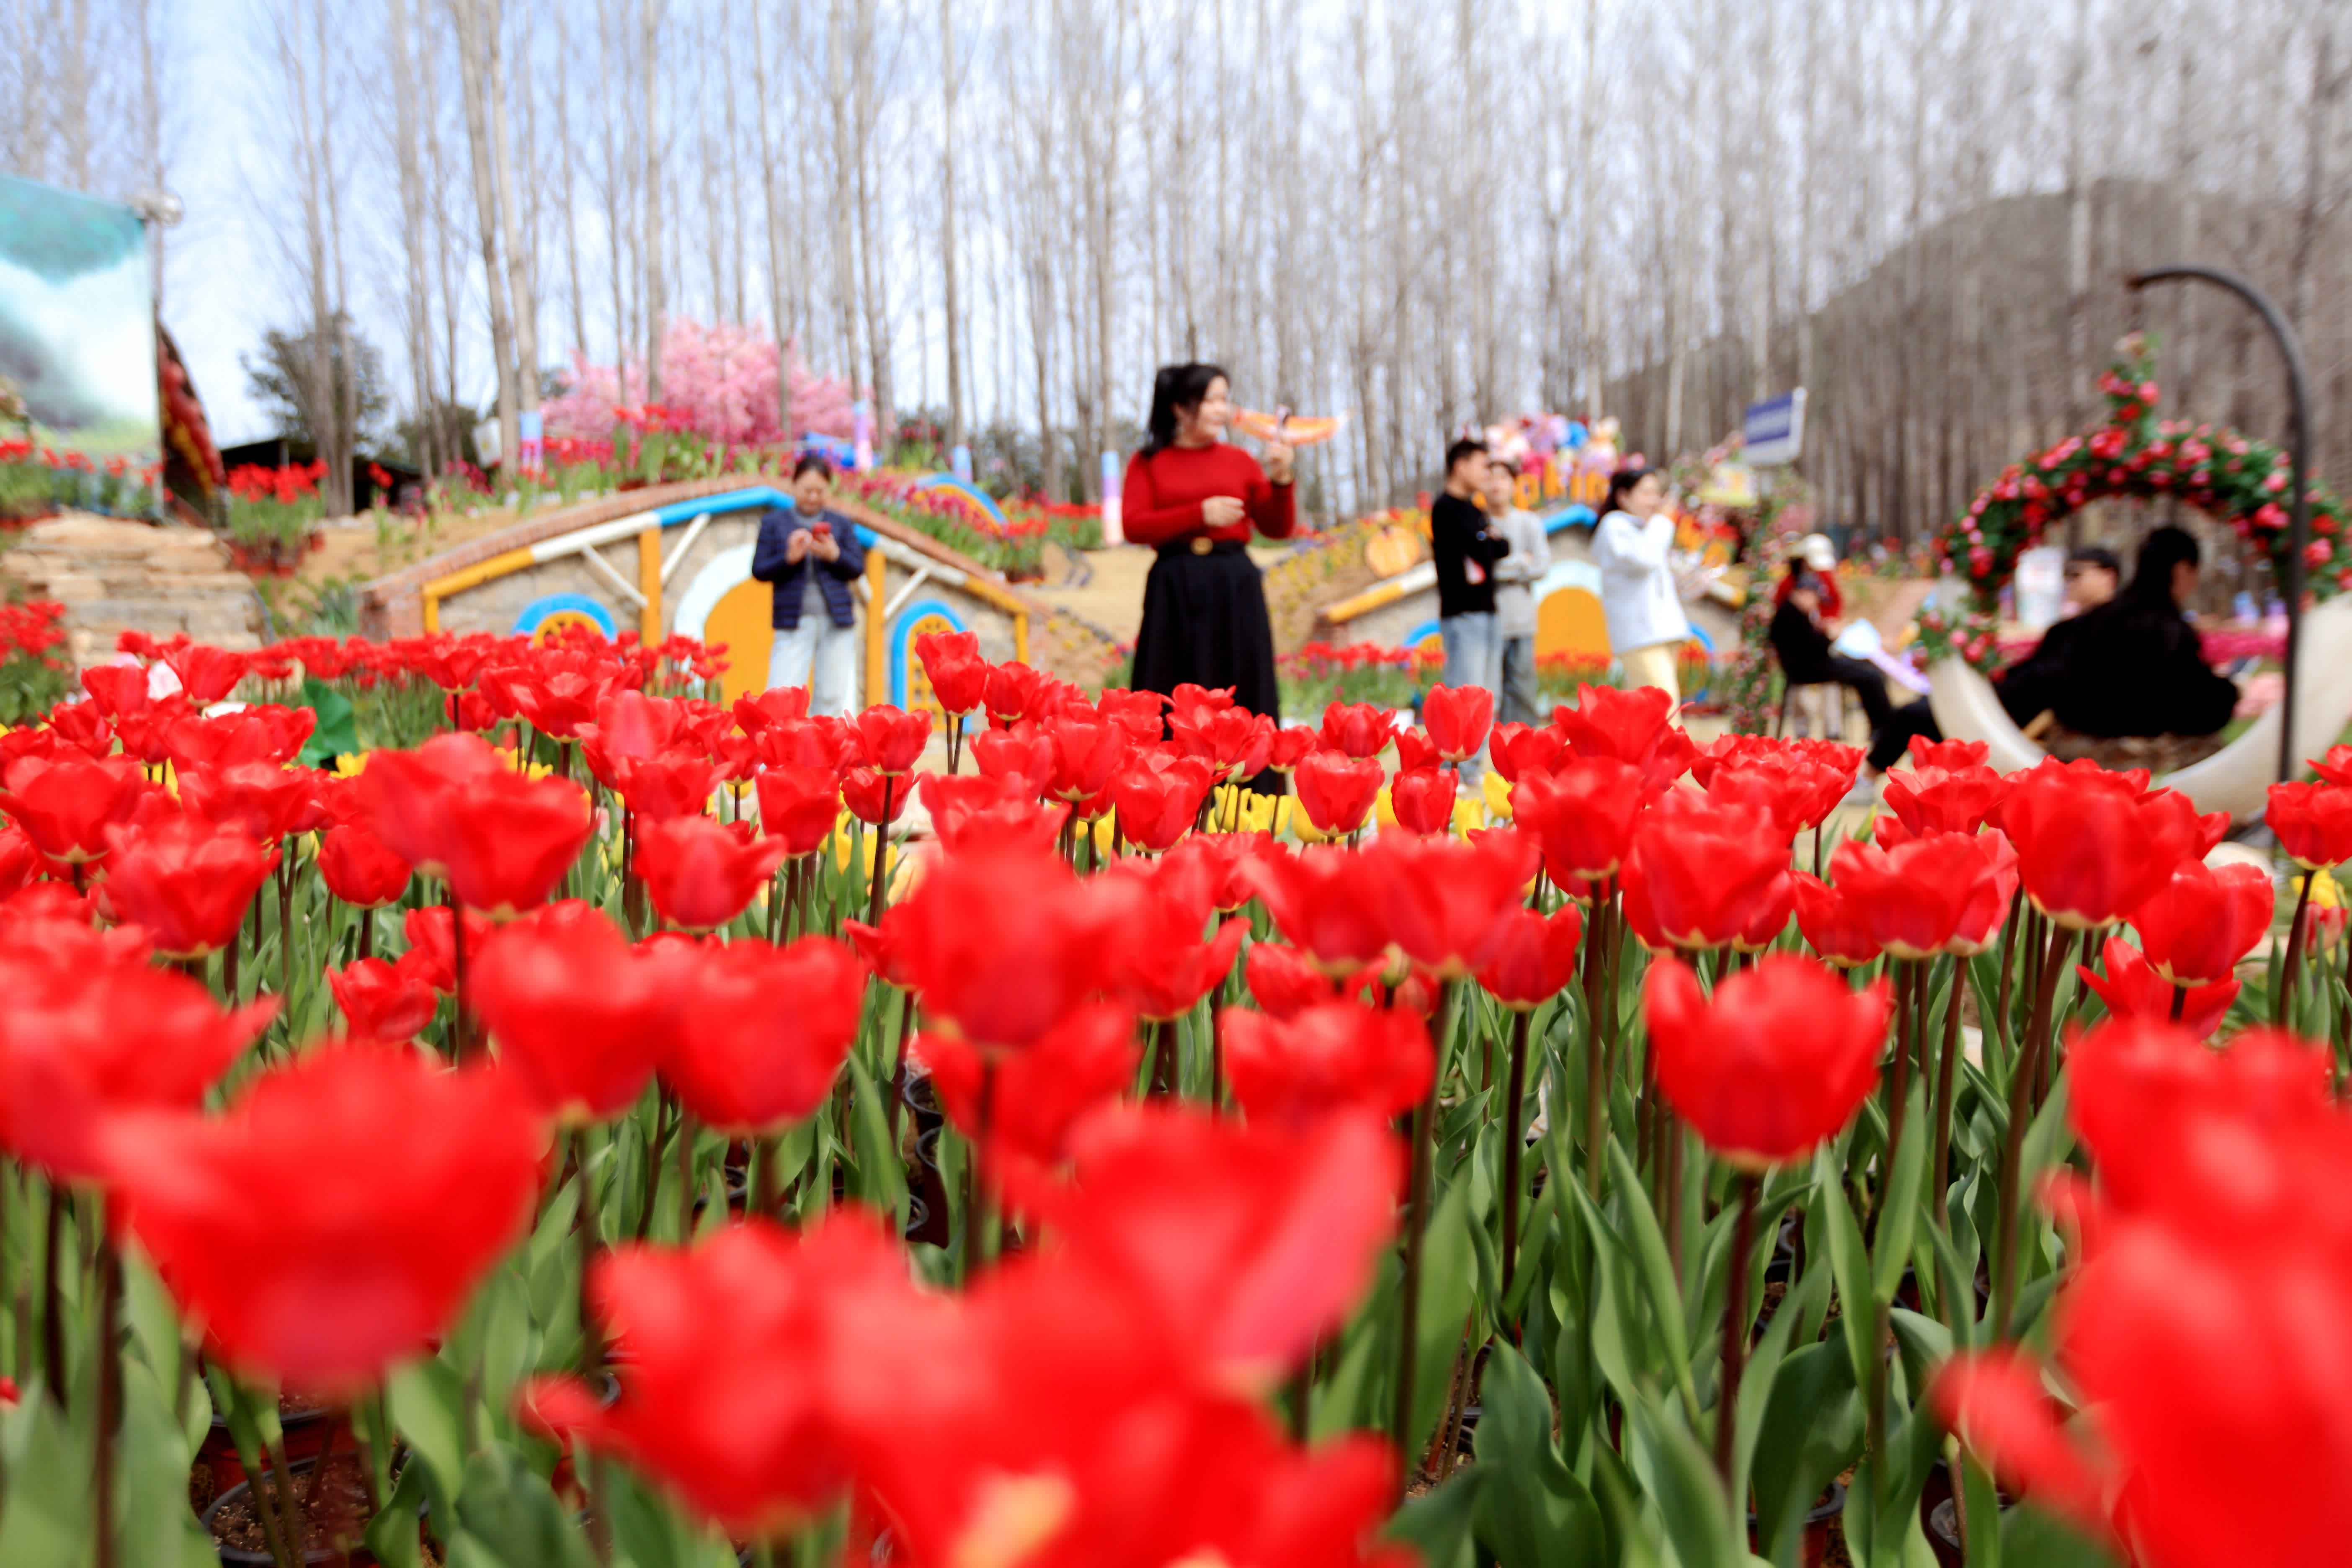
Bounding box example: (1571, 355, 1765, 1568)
(0, 513, 263, 665)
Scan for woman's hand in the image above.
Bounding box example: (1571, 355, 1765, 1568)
(785, 529, 812, 564)
(1261, 439, 1295, 485)
(809, 530, 842, 563)
(1202, 496, 1247, 528)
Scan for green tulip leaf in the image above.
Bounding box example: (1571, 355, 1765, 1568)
(1473, 1341, 1605, 1568)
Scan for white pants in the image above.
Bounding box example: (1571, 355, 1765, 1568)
(769, 618, 860, 717)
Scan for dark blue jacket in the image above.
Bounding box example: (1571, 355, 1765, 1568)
(750, 507, 865, 630)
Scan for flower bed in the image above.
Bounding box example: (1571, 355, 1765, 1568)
(0, 438, 164, 523)
(0, 625, 2343, 1567)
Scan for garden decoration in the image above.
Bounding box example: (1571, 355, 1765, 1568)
(0, 617, 2347, 1568)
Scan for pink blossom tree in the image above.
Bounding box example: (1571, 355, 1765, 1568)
(542, 321, 857, 446)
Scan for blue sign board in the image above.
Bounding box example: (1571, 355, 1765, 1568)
(1743, 389, 1807, 467)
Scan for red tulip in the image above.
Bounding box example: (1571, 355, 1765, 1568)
(1099, 867, 1249, 1022)
(891, 846, 1121, 1051)
(1243, 941, 1343, 1019)
(1393, 726, 1439, 773)
(47, 701, 111, 756)
(401, 905, 494, 993)
(983, 660, 1051, 725)
(1106, 753, 1215, 852)
(1907, 735, 1990, 771)
(1486, 720, 1562, 783)
(1221, 1001, 1432, 1126)
(1553, 683, 1673, 766)
(664, 936, 866, 1133)
(1935, 1026, 2352, 1565)
(0, 941, 274, 1183)
(1387, 767, 1457, 837)
(2078, 936, 2239, 1037)
(1882, 761, 2009, 837)
(81, 663, 150, 718)
(363, 734, 592, 915)
(1828, 832, 2001, 959)
(1170, 704, 1274, 783)
(851, 704, 933, 774)
(756, 763, 844, 856)
(1044, 712, 1129, 802)
(1292, 750, 1382, 837)
(1474, 904, 1585, 1008)
(749, 715, 851, 775)
(98, 816, 277, 958)
(970, 724, 1055, 797)
(317, 823, 413, 908)
(2130, 859, 2273, 987)
(1950, 830, 2019, 956)
(1791, 873, 1880, 968)
(161, 642, 247, 703)
(732, 683, 812, 737)
(614, 752, 722, 823)
(1360, 828, 1538, 978)
(105, 1048, 539, 1395)
(1733, 869, 1795, 953)
(472, 901, 694, 1121)
(165, 706, 316, 771)
(1619, 796, 1792, 952)
(2266, 779, 2352, 869)
(325, 953, 441, 1042)
(1317, 702, 1393, 760)
(916, 629, 989, 716)
(578, 690, 696, 791)
(0, 751, 148, 863)
(2303, 899, 2348, 956)
(1243, 844, 1393, 975)
(2004, 761, 2204, 928)
(1705, 748, 1855, 835)
(178, 759, 320, 843)
(634, 814, 791, 933)
(1035, 1105, 1400, 1386)
(1511, 754, 1645, 879)
(840, 765, 914, 828)
(0, 825, 40, 899)
(487, 651, 620, 739)
(523, 1218, 908, 1538)
(1422, 683, 1492, 762)
(923, 1003, 1140, 1195)
(1160, 831, 1267, 912)
(1264, 725, 1316, 774)
(918, 773, 1066, 854)
(1645, 953, 1889, 1169)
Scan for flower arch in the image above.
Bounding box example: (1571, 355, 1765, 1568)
(1936, 333, 2351, 612)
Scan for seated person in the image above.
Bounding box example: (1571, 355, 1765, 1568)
(2032, 526, 2237, 767)
(1769, 562, 1894, 740)
(1864, 529, 2236, 780)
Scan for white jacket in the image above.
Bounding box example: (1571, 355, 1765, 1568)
(1592, 509, 1690, 653)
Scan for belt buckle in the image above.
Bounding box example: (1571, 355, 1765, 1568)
(1189, 535, 1214, 556)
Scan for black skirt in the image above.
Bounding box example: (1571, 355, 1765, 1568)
(1130, 541, 1286, 794)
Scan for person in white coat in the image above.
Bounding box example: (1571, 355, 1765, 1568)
(1591, 466, 1689, 703)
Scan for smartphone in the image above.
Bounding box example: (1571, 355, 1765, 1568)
(809, 519, 832, 538)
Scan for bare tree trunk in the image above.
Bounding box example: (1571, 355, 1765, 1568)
(451, 0, 520, 467)
(940, 0, 962, 451)
(642, 0, 664, 400)
(485, 0, 540, 433)
(750, 0, 792, 436)
(555, 3, 588, 361)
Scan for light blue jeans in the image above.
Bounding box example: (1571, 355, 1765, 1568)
(1438, 611, 1500, 784)
(769, 617, 860, 716)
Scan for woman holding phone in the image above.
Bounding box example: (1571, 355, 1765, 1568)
(750, 454, 866, 716)
(1120, 363, 1297, 776)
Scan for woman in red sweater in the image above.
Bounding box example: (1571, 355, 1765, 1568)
(1122, 362, 1296, 784)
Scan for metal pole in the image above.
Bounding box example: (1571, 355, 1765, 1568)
(2125, 266, 2313, 789)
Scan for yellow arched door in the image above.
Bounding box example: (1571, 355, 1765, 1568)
(1535, 586, 1612, 660)
(704, 578, 776, 708)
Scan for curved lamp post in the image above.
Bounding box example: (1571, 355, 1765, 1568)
(2124, 266, 2313, 790)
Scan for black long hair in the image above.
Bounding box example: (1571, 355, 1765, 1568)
(1600, 465, 1655, 518)
(1139, 362, 1228, 457)
(2123, 524, 2200, 609)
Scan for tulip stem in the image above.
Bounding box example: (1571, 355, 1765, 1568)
(2278, 871, 2315, 1027)
(636, 1091, 677, 1240)
(961, 1060, 998, 1284)
(356, 904, 373, 962)
(92, 1230, 119, 1568)
(571, 1130, 606, 1370)
(1391, 979, 1455, 1471)
(866, 776, 897, 928)
(1993, 923, 2074, 1339)
(1931, 961, 1964, 1232)
(1208, 1002, 1226, 1116)
(2170, 982, 2188, 1021)
(1500, 1007, 1533, 1301)
(676, 1107, 699, 1240)
(447, 885, 472, 1060)
(278, 853, 295, 1011)
(886, 988, 916, 1142)
(41, 1177, 63, 1403)
(1714, 1173, 1760, 1496)
(1581, 896, 1607, 1199)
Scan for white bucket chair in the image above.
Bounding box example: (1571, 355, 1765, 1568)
(1925, 593, 2352, 817)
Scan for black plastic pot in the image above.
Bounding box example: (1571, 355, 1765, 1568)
(203, 1454, 412, 1566)
(902, 1074, 942, 1130)
(1749, 1478, 1847, 1568)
